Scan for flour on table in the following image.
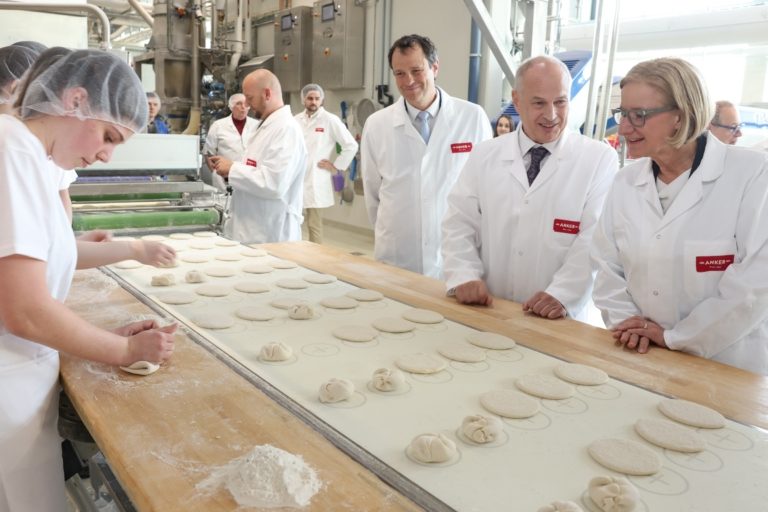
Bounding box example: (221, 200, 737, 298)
(318, 378, 355, 403)
(181, 254, 210, 264)
(276, 278, 309, 290)
(537, 501, 583, 512)
(234, 281, 270, 294)
(587, 438, 661, 476)
(156, 291, 197, 305)
(197, 444, 321, 509)
(192, 312, 235, 330)
(235, 306, 276, 321)
(204, 267, 236, 278)
(372, 317, 415, 333)
(185, 270, 206, 283)
(270, 259, 298, 269)
(657, 398, 726, 429)
(119, 361, 160, 376)
(587, 475, 639, 512)
(515, 374, 575, 400)
(395, 353, 446, 374)
(345, 288, 383, 301)
(303, 274, 337, 284)
(260, 342, 293, 362)
(466, 331, 517, 350)
(461, 414, 503, 444)
(406, 433, 458, 464)
(402, 308, 444, 324)
(242, 263, 273, 274)
(195, 284, 231, 297)
(437, 342, 486, 363)
(288, 304, 314, 320)
(554, 363, 609, 386)
(634, 418, 705, 453)
(332, 325, 378, 343)
(114, 260, 142, 269)
(371, 368, 406, 392)
(151, 273, 175, 287)
(320, 296, 359, 309)
(479, 389, 539, 419)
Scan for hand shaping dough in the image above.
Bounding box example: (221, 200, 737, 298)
(587, 475, 639, 512)
(333, 325, 378, 343)
(151, 273, 176, 286)
(318, 378, 355, 403)
(515, 374, 575, 400)
(587, 439, 661, 476)
(156, 259, 179, 268)
(288, 304, 314, 320)
(657, 398, 726, 429)
(345, 288, 384, 301)
(185, 270, 206, 283)
(407, 433, 457, 464)
(479, 389, 540, 419)
(634, 418, 705, 453)
(320, 296, 359, 309)
(119, 361, 160, 376)
(372, 317, 415, 333)
(402, 308, 444, 324)
(437, 342, 486, 363)
(395, 353, 447, 374)
(537, 501, 584, 512)
(371, 368, 406, 392)
(461, 414, 503, 444)
(466, 331, 517, 350)
(303, 273, 337, 284)
(554, 363, 609, 386)
(260, 342, 293, 362)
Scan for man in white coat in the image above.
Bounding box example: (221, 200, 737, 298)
(295, 83, 358, 243)
(361, 34, 492, 279)
(442, 55, 618, 321)
(209, 70, 307, 243)
(203, 93, 257, 191)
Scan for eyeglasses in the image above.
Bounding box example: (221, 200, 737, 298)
(611, 106, 677, 128)
(710, 122, 743, 135)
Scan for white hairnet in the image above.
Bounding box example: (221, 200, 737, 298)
(301, 83, 324, 101)
(20, 49, 148, 133)
(0, 45, 37, 104)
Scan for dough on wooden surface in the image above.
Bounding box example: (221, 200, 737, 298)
(479, 390, 539, 419)
(407, 433, 457, 464)
(554, 363, 609, 386)
(215, 253, 243, 262)
(195, 284, 231, 297)
(461, 414, 503, 444)
(270, 298, 307, 310)
(303, 274, 337, 284)
(119, 361, 160, 376)
(234, 281, 270, 294)
(515, 374, 575, 400)
(275, 278, 309, 290)
(537, 501, 583, 512)
(371, 368, 406, 392)
(345, 289, 384, 301)
(587, 475, 639, 512)
(320, 296, 359, 309)
(151, 273, 176, 286)
(192, 231, 217, 237)
(140, 234, 166, 241)
(189, 241, 215, 250)
(214, 238, 239, 247)
(466, 331, 517, 350)
(402, 308, 444, 324)
(634, 418, 705, 453)
(204, 266, 236, 278)
(288, 304, 314, 320)
(260, 342, 293, 361)
(181, 253, 211, 264)
(235, 306, 276, 321)
(437, 342, 486, 363)
(241, 248, 268, 257)
(318, 378, 355, 403)
(114, 260, 142, 269)
(185, 270, 206, 283)
(657, 398, 726, 429)
(395, 353, 446, 374)
(156, 291, 197, 305)
(332, 325, 378, 343)
(169, 232, 193, 240)
(270, 259, 298, 269)
(587, 439, 661, 476)
(242, 263, 273, 274)
(371, 317, 415, 333)
(192, 312, 234, 330)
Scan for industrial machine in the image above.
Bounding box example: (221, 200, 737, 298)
(311, 0, 365, 90)
(273, 6, 313, 93)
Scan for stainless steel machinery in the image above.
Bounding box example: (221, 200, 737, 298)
(273, 6, 313, 93)
(311, 0, 365, 90)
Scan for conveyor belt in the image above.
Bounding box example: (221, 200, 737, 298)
(72, 209, 219, 231)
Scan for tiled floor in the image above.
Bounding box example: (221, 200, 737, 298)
(302, 220, 375, 259)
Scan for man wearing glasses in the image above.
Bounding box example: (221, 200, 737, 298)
(708, 100, 742, 145)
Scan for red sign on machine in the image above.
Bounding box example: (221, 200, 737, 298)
(696, 254, 735, 272)
(553, 218, 580, 234)
(450, 142, 473, 153)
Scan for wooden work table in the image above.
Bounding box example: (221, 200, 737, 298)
(61, 241, 768, 512)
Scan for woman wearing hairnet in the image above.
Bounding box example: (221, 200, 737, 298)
(0, 50, 177, 511)
(0, 44, 37, 111)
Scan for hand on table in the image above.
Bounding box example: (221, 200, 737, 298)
(522, 291, 566, 319)
(454, 280, 494, 306)
(611, 316, 667, 353)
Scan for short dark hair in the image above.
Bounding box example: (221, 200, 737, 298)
(388, 34, 438, 68)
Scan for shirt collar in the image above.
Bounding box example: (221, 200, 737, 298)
(517, 125, 562, 157)
(405, 88, 441, 123)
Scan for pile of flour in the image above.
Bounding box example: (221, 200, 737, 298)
(198, 445, 322, 508)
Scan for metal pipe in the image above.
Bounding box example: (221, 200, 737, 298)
(461, 0, 517, 88)
(88, 0, 152, 14)
(582, 0, 605, 139)
(127, 0, 153, 27)
(0, 2, 111, 49)
(468, 18, 481, 104)
(596, 0, 620, 141)
(228, 0, 245, 72)
(184, 10, 202, 134)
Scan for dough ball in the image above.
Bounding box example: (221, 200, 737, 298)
(538, 501, 584, 512)
(260, 342, 293, 362)
(156, 259, 179, 269)
(407, 433, 457, 464)
(587, 475, 639, 512)
(318, 378, 355, 403)
(181, 254, 210, 264)
(371, 368, 406, 392)
(554, 363, 609, 386)
(189, 241, 215, 250)
(332, 325, 378, 343)
(657, 398, 726, 429)
(270, 298, 307, 310)
(479, 389, 539, 419)
(320, 296, 359, 309)
(345, 288, 384, 301)
(288, 304, 314, 320)
(587, 439, 661, 476)
(233, 281, 270, 294)
(169, 232, 193, 240)
(460, 414, 503, 444)
(151, 273, 176, 286)
(634, 417, 705, 453)
(402, 308, 444, 324)
(119, 361, 160, 376)
(235, 306, 276, 321)
(466, 331, 517, 350)
(185, 270, 206, 283)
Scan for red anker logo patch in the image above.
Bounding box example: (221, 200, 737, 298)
(553, 218, 580, 234)
(450, 142, 473, 153)
(696, 255, 734, 272)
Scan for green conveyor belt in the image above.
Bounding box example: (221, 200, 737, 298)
(72, 209, 219, 231)
(70, 193, 183, 202)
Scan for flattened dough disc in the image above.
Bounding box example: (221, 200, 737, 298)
(554, 363, 609, 386)
(395, 353, 447, 374)
(588, 438, 662, 476)
(437, 342, 486, 363)
(479, 389, 539, 419)
(402, 308, 444, 324)
(466, 331, 517, 350)
(372, 317, 415, 333)
(332, 325, 378, 342)
(515, 374, 575, 400)
(657, 398, 726, 429)
(634, 418, 706, 453)
(346, 289, 384, 301)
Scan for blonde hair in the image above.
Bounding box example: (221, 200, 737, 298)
(620, 58, 712, 149)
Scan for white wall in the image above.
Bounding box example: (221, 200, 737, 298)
(0, 9, 87, 49)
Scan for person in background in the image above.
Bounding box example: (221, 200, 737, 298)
(295, 83, 358, 244)
(361, 34, 492, 279)
(0, 49, 177, 512)
(203, 92, 257, 191)
(708, 100, 742, 145)
(209, 69, 307, 243)
(493, 114, 514, 137)
(442, 55, 617, 321)
(146, 91, 170, 134)
(592, 57, 768, 375)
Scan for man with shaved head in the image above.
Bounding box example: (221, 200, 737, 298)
(210, 70, 307, 243)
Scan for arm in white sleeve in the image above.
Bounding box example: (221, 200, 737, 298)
(441, 154, 486, 291)
(546, 149, 617, 315)
(202, 121, 218, 155)
(329, 116, 359, 171)
(360, 123, 381, 227)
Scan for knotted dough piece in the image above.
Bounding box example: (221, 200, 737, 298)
(288, 304, 314, 320)
(461, 414, 503, 444)
(260, 342, 293, 362)
(407, 433, 457, 463)
(588, 475, 639, 512)
(119, 361, 160, 376)
(151, 273, 175, 286)
(185, 270, 206, 283)
(371, 368, 406, 392)
(318, 378, 355, 403)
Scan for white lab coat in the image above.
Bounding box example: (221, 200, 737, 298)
(592, 133, 768, 375)
(226, 105, 307, 244)
(203, 114, 257, 191)
(361, 88, 492, 278)
(0, 115, 75, 511)
(442, 128, 617, 319)
(295, 107, 358, 209)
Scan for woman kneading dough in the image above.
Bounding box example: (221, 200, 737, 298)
(0, 50, 177, 512)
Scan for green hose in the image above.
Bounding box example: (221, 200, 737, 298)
(72, 209, 220, 231)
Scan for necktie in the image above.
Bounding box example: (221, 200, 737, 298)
(416, 110, 431, 143)
(527, 146, 549, 185)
